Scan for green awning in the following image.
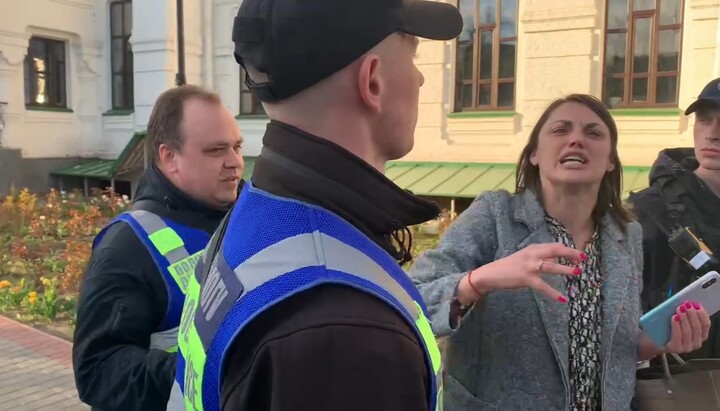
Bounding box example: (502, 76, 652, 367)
(51, 159, 116, 178)
(53, 129, 258, 181)
(385, 161, 651, 199)
(53, 156, 257, 180)
(52, 131, 148, 179)
(385, 162, 516, 198)
(242, 157, 255, 181)
(622, 166, 653, 196)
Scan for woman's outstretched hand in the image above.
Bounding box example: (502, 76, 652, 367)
(457, 242, 587, 305)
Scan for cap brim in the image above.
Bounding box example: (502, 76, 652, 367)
(684, 98, 720, 115)
(401, 1, 464, 41)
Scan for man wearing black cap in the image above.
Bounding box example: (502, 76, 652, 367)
(628, 77, 720, 361)
(166, 0, 463, 410)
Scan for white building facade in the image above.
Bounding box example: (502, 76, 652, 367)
(0, 0, 268, 193)
(3, 0, 720, 201)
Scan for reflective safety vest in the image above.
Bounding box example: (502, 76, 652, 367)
(167, 183, 443, 411)
(93, 210, 210, 352)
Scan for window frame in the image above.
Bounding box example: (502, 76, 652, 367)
(602, 0, 685, 108)
(238, 68, 266, 116)
(454, 0, 519, 112)
(110, 0, 134, 110)
(24, 36, 68, 109)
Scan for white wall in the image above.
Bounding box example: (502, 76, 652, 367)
(102, 0, 266, 159)
(0, 0, 267, 161)
(0, 0, 103, 158)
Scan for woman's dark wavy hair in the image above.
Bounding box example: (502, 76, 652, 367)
(514, 93, 632, 231)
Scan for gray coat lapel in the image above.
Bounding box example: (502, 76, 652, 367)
(598, 215, 631, 363)
(512, 191, 571, 384)
(510, 192, 634, 386)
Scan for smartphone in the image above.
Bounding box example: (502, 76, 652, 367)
(639, 271, 720, 348)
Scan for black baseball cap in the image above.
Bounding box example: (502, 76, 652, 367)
(685, 77, 720, 115)
(231, 0, 463, 103)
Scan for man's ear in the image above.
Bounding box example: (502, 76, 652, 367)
(357, 54, 383, 114)
(157, 144, 179, 174)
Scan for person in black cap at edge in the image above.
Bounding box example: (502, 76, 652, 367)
(628, 77, 720, 364)
(166, 0, 463, 410)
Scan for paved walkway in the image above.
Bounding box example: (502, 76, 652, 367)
(0, 316, 88, 410)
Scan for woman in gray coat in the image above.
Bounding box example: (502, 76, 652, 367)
(409, 94, 711, 411)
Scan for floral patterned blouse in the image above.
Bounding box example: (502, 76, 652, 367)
(545, 215, 603, 411)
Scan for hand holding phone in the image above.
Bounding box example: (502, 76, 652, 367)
(639, 271, 719, 348)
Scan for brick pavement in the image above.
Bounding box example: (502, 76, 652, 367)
(0, 315, 88, 410)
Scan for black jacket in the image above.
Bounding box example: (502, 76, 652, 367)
(217, 121, 441, 410)
(72, 165, 232, 410)
(628, 147, 720, 359)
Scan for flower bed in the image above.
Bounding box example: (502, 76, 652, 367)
(0, 188, 130, 340)
(0, 187, 449, 342)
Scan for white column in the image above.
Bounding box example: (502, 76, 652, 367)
(213, 0, 242, 114)
(0, 35, 29, 149)
(130, 0, 177, 130)
(73, 41, 103, 156)
(202, 0, 214, 90)
(183, 0, 204, 87)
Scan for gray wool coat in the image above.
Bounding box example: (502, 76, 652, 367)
(409, 189, 644, 411)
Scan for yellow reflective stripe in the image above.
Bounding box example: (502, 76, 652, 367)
(178, 273, 206, 410)
(149, 227, 185, 256)
(414, 301, 442, 376)
(167, 251, 203, 294)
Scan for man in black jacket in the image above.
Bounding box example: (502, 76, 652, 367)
(72, 85, 244, 410)
(628, 77, 720, 360)
(167, 1, 463, 410)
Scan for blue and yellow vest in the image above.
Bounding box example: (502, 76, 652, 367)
(93, 210, 210, 352)
(166, 183, 443, 411)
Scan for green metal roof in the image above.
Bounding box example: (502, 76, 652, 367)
(622, 166, 653, 196)
(53, 155, 257, 180)
(242, 156, 255, 181)
(52, 131, 148, 179)
(385, 162, 516, 197)
(53, 129, 258, 181)
(53, 141, 650, 200)
(51, 159, 116, 178)
(385, 161, 651, 199)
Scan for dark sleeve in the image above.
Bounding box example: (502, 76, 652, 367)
(628, 190, 676, 311)
(222, 324, 429, 411)
(72, 223, 176, 410)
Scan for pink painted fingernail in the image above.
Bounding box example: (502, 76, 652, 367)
(674, 314, 680, 322)
(685, 301, 693, 310)
(679, 305, 687, 314)
(573, 267, 582, 275)
(693, 302, 701, 310)
(557, 295, 568, 304)
(580, 253, 588, 261)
